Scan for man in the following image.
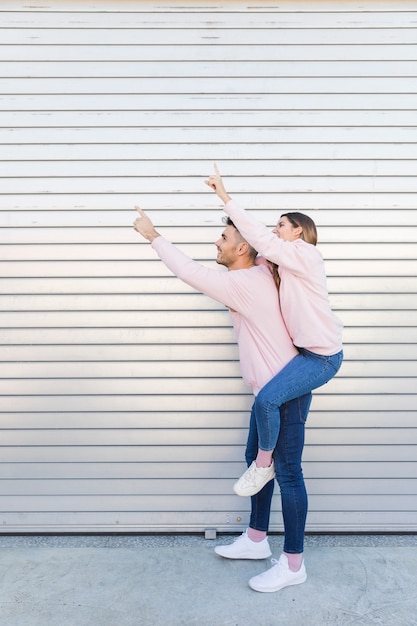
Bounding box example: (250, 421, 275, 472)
(133, 205, 311, 593)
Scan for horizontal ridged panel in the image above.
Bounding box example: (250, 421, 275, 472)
(1, 0, 416, 533)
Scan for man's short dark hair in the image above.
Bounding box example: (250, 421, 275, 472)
(222, 216, 258, 261)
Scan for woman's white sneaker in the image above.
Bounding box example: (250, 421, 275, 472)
(214, 530, 272, 559)
(248, 554, 307, 592)
(233, 461, 275, 497)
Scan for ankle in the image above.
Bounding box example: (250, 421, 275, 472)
(255, 449, 273, 468)
(247, 527, 267, 543)
(284, 552, 303, 572)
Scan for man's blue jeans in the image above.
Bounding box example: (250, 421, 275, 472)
(255, 348, 343, 451)
(246, 393, 312, 554)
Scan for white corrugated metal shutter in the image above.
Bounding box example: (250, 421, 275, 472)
(1, 0, 416, 533)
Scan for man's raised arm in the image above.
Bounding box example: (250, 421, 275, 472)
(132, 204, 253, 315)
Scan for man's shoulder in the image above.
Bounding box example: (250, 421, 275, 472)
(231, 263, 275, 286)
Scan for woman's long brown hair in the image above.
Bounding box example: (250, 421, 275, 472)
(269, 261, 281, 291)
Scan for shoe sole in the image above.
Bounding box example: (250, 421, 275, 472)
(249, 573, 307, 593)
(214, 548, 272, 560)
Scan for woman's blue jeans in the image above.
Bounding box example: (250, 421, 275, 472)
(246, 393, 312, 554)
(255, 348, 343, 451)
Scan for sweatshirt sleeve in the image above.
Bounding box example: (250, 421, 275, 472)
(151, 236, 253, 312)
(224, 200, 321, 277)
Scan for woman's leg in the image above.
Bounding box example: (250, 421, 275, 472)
(245, 406, 274, 536)
(255, 349, 343, 454)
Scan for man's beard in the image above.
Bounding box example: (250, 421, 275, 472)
(216, 254, 228, 268)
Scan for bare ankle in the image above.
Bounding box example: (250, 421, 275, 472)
(255, 449, 273, 468)
(247, 527, 267, 542)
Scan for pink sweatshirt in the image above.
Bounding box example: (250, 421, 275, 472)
(224, 200, 343, 355)
(152, 236, 298, 395)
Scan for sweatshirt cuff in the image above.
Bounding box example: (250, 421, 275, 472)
(224, 199, 239, 213)
(151, 235, 164, 251)
(151, 235, 167, 254)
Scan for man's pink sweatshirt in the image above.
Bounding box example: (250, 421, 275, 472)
(224, 201, 343, 355)
(152, 236, 298, 396)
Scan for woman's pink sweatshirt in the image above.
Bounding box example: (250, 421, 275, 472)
(224, 200, 343, 355)
(152, 236, 298, 395)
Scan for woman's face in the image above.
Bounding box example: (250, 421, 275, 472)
(272, 216, 302, 242)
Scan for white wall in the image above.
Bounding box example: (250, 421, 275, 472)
(1, 0, 416, 532)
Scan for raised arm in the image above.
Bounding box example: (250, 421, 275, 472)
(132, 205, 255, 313)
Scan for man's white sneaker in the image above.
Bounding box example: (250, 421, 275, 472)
(214, 530, 272, 560)
(233, 461, 275, 497)
(249, 554, 307, 593)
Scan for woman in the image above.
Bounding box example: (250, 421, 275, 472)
(205, 164, 343, 503)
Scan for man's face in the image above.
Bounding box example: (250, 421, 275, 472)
(215, 225, 240, 268)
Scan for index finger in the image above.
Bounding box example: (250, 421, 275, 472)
(135, 205, 146, 217)
(214, 162, 220, 175)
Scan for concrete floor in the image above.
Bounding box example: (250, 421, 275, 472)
(0, 534, 416, 626)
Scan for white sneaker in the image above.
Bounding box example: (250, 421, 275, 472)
(233, 461, 275, 497)
(214, 530, 272, 560)
(249, 554, 307, 593)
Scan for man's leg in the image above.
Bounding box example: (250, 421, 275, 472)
(249, 392, 312, 593)
(214, 405, 272, 559)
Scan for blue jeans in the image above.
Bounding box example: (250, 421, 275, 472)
(246, 393, 312, 554)
(255, 348, 343, 451)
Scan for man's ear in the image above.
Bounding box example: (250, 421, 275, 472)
(236, 241, 249, 256)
